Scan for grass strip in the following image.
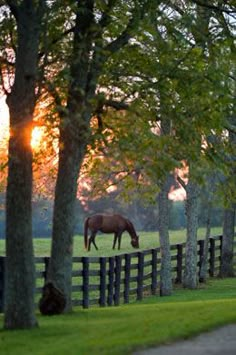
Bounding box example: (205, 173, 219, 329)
(0, 278, 236, 355)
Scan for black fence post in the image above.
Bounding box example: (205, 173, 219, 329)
(124, 254, 131, 304)
(114, 255, 122, 306)
(151, 249, 158, 295)
(209, 238, 216, 277)
(137, 252, 144, 301)
(198, 240, 204, 276)
(219, 235, 223, 267)
(82, 257, 89, 309)
(99, 257, 106, 307)
(107, 257, 114, 306)
(175, 244, 183, 284)
(0, 257, 5, 313)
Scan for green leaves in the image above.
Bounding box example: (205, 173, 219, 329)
(80, 1, 236, 204)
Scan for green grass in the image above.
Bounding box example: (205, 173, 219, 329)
(0, 278, 236, 355)
(0, 226, 223, 256)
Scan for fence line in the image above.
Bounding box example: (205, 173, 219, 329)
(0, 234, 235, 312)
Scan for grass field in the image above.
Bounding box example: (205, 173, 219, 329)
(0, 226, 223, 256)
(1, 227, 236, 354)
(0, 278, 236, 354)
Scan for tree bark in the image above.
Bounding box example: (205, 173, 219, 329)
(183, 180, 200, 289)
(46, 0, 95, 311)
(158, 174, 173, 296)
(47, 117, 88, 311)
(46, 0, 147, 312)
(4, 1, 44, 329)
(220, 206, 235, 277)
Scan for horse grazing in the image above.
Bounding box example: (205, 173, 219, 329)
(84, 214, 139, 251)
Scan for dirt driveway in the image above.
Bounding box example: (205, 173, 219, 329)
(134, 324, 236, 355)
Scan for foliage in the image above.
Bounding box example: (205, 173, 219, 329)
(0, 1, 235, 202)
(80, 1, 236, 206)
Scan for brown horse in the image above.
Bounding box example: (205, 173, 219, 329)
(84, 214, 139, 251)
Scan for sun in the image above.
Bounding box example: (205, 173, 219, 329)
(0, 96, 44, 151)
(31, 126, 44, 150)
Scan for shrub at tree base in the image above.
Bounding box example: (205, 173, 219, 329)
(39, 282, 66, 316)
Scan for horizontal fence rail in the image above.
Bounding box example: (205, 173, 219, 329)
(0, 234, 236, 313)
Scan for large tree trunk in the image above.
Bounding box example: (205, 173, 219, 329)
(4, 1, 43, 329)
(220, 206, 235, 277)
(45, 0, 148, 312)
(183, 180, 200, 289)
(158, 174, 173, 296)
(47, 118, 88, 311)
(46, 1, 95, 312)
(219, 126, 236, 277)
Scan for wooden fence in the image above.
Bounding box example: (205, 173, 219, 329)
(0, 234, 235, 312)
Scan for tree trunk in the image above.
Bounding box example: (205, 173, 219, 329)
(183, 181, 200, 289)
(220, 206, 235, 277)
(47, 119, 88, 311)
(158, 175, 173, 296)
(46, 1, 96, 311)
(199, 205, 211, 282)
(4, 2, 43, 329)
(46, 0, 148, 312)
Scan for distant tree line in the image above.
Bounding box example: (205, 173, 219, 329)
(0, 192, 226, 239)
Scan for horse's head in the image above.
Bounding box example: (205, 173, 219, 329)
(131, 235, 139, 249)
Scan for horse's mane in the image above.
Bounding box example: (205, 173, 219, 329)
(126, 219, 137, 236)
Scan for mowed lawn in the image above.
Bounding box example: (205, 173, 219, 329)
(0, 278, 236, 354)
(0, 227, 223, 256)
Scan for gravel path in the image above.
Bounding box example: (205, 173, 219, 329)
(134, 324, 236, 355)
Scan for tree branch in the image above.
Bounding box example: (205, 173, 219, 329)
(104, 0, 153, 54)
(191, 0, 236, 14)
(99, 0, 117, 29)
(104, 99, 129, 111)
(224, 122, 236, 135)
(5, 0, 19, 19)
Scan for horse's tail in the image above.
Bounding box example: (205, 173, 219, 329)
(84, 217, 90, 250)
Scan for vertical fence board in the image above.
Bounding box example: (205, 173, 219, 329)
(107, 257, 115, 306)
(0, 234, 230, 313)
(219, 235, 223, 263)
(198, 240, 204, 276)
(99, 257, 106, 307)
(124, 254, 131, 304)
(114, 255, 122, 306)
(151, 249, 158, 295)
(209, 238, 216, 277)
(137, 252, 144, 301)
(175, 244, 183, 283)
(82, 257, 89, 309)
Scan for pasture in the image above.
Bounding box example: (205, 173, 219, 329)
(0, 226, 223, 256)
(0, 278, 236, 354)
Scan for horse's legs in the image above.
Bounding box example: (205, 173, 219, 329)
(118, 232, 123, 250)
(88, 236, 92, 251)
(88, 232, 98, 251)
(113, 233, 118, 249)
(92, 238, 98, 250)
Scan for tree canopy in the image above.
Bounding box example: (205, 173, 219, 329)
(0, 0, 235, 327)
